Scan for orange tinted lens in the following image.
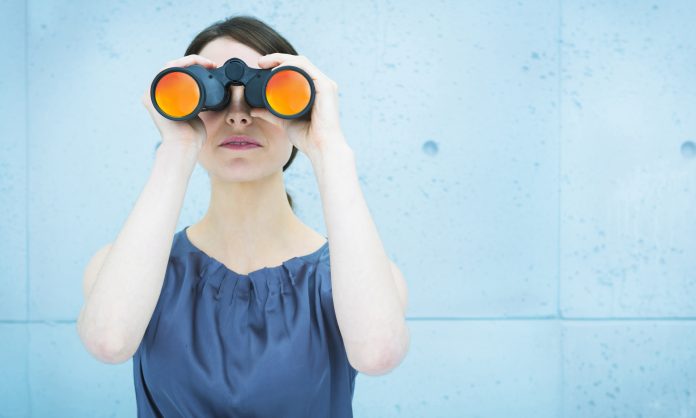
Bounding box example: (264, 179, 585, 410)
(265, 69, 311, 116)
(154, 71, 200, 118)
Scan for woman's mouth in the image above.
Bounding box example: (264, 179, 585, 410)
(220, 142, 261, 150)
(219, 135, 262, 150)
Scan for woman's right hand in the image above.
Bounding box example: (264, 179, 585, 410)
(141, 54, 218, 150)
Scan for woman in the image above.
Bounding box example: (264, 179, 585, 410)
(77, 15, 410, 417)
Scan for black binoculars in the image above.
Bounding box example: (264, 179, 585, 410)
(150, 57, 315, 122)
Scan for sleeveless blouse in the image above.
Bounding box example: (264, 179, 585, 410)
(132, 226, 359, 417)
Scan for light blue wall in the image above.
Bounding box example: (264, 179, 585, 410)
(1, 0, 695, 417)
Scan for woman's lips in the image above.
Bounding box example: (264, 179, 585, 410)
(219, 135, 261, 147)
(220, 143, 261, 150)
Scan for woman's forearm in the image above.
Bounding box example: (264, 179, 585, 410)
(310, 138, 410, 374)
(77, 142, 198, 362)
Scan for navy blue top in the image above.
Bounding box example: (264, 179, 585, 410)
(133, 225, 358, 417)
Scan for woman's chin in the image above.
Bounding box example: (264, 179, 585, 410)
(213, 166, 276, 183)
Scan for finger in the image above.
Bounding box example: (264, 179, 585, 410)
(142, 90, 156, 111)
(257, 53, 293, 69)
(169, 54, 218, 67)
(160, 54, 218, 72)
(259, 54, 313, 75)
(259, 54, 332, 90)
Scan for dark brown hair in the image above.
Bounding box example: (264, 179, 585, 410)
(184, 15, 300, 209)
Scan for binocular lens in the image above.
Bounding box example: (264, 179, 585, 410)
(265, 69, 312, 117)
(153, 71, 201, 118)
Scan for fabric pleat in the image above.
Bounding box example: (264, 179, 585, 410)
(132, 226, 358, 418)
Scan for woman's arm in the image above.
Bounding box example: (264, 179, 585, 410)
(77, 142, 198, 364)
(310, 138, 411, 376)
(252, 52, 410, 376)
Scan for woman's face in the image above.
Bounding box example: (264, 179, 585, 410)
(196, 37, 292, 183)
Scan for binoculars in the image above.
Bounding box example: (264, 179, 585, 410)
(150, 57, 315, 121)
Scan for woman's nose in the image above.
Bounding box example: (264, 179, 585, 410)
(224, 85, 252, 126)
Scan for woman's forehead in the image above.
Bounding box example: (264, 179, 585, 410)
(199, 37, 262, 69)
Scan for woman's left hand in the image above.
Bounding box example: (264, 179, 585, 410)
(250, 53, 347, 160)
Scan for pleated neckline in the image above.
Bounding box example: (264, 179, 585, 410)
(180, 225, 329, 278)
